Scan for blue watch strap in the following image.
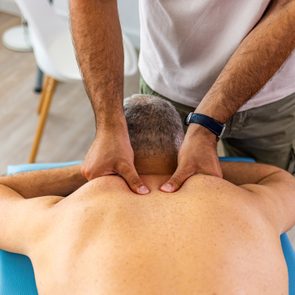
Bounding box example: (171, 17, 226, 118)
(184, 112, 225, 138)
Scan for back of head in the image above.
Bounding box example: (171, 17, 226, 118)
(124, 94, 184, 157)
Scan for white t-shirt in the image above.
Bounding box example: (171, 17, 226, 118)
(138, 0, 295, 112)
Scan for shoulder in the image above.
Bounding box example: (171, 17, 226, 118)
(27, 195, 64, 208)
(23, 196, 64, 242)
(181, 174, 242, 192)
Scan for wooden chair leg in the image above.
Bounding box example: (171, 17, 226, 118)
(29, 76, 57, 163)
(37, 76, 49, 114)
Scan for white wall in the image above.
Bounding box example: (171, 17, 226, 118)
(0, 0, 140, 48)
(54, 0, 140, 48)
(0, 0, 20, 15)
(118, 0, 140, 49)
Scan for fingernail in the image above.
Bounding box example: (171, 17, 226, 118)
(161, 183, 174, 193)
(138, 186, 149, 195)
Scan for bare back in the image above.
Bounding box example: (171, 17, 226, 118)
(29, 175, 288, 295)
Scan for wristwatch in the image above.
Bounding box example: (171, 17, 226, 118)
(184, 112, 226, 139)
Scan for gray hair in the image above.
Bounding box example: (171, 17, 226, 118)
(124, 94, 184, 157)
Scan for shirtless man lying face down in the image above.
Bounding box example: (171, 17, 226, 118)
(0, 95, 294, 295)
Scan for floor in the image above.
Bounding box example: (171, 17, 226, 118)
(0, 13, 139, 173)
(0, 13, 294, 246)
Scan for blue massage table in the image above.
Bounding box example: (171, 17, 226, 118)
(0, 158, 294, 295)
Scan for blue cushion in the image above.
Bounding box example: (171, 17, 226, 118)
(1, 161, 81, 295)
(0, 159, 294, 294)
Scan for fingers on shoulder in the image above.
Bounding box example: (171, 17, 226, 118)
(116, 162, 149, 195)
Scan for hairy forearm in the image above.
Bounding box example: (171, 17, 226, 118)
(220, 161, 283, 185)
(70, 0, 125, 128)
(197, 0, 295, 123)
(0, 166, 87, 198)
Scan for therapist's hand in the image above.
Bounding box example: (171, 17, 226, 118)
(160, 124, 222, 193)
(81, 128, 150, 195)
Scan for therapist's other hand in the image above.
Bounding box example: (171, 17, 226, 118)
(81, 128, 150, 195)
(160, 124, 222, 193)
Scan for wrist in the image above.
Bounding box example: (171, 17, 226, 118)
(95, 117, 128, 138)
(185, 112, 225, 141)
(187, 123, 218, 143)
(95, 109, 126, 131)
(195, 105, 228, 125)
(92, 91, 124, 128)
(195, 94, 230, 124)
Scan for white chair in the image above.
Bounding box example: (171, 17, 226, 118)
(15, 0, 138, 163)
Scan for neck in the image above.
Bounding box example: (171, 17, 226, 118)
(134, 154, 177, 175)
